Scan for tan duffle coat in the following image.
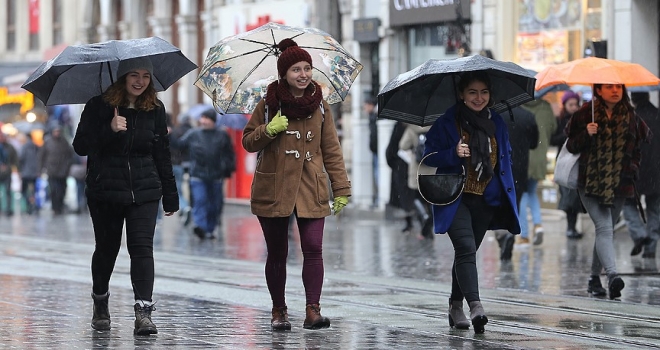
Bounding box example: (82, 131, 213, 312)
(242, 99, 351, 218)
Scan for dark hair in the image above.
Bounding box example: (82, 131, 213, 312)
(457, 71, 494, 106)
(592, 83, 632, 110)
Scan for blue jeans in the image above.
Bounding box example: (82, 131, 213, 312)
(578, 189, 624, 277)
(172, 165, 189, 209)
(519, 179, 542, 238)
(190, 178, 224, 233)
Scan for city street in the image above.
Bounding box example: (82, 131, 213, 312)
(1, 203, 660, 349)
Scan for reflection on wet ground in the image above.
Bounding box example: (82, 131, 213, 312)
(4, 204, 660, 305)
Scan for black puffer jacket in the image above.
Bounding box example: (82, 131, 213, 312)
(72, 95, 178, 212)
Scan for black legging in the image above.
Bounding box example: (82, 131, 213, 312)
(447, 193, 496, 302)
(88, 199, 159, 301)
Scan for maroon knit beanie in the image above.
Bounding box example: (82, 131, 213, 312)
(277, 38, 313, 78)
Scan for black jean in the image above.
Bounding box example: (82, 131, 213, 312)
(88, 198, 159, 301)
(447, 193, 495, 302)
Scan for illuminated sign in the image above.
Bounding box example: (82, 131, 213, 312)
(0, 87, 34, 114)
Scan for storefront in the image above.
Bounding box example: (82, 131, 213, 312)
(389, 0, 472, 70)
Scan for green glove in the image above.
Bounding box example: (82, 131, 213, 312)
(332, 196, 349, 215)
(266, 110, 288, 136)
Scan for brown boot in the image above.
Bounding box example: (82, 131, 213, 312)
(303, 303, 330, 329)
(134, 302, 158, 335)
(448, 298, 470, 329)
(468, 300, 488, 334)
(271, 306, 291, 331)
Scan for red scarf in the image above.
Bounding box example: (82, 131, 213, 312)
(265, 80, 323, 120)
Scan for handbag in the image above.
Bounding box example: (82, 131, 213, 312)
(417, 152, 466, 206)
(554, 140, 579, 189)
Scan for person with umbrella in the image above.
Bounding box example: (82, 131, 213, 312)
(564, 84, 651, 300)
(72, 57, 179, 335)
(422, 71, 520, 333)
(242, 38, 351, 331)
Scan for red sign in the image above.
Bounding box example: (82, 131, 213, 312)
(246, 15, 284, 31)
(29, 0, 39, 34)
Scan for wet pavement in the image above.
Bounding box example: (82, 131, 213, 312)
(1, 202, 660, 349)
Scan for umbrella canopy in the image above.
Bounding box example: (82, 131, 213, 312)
(21, 37, 197, 105)
(535, 57, 660, 91)
(194, 22, 363, 114)
(378, 55, 536, 126)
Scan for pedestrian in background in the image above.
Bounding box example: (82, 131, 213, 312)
(0, 132, 17, 216)
(169, 112, 193, 225)
(18, 132, 41, 215)
(39, 126, 74, 215)
(398, 123, 434, 239)
(175, 109, 236, 239)
(622, 91, 660, 258)
(72, 57, 179, 335)
(550, 90, 585, 239)
(242, 38, 351, 331)
(365, 96, 379, 208)
(423, 71, 520, 333)
(385, 121, 417, 232)
(498, 106, 538, 260)
(564, 83, 651, 299)
(517, 98, 557, 246)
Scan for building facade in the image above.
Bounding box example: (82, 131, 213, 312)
(0, 0, 657, 207)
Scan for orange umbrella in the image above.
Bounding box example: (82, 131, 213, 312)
(535, 57, 660, 91)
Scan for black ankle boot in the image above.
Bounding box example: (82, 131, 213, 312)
(91, 292, 111, 330)
(587, 275, 606, 296)
(401, 216, 413, 233)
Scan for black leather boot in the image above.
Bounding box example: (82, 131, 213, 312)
(91, 292, 111, 330)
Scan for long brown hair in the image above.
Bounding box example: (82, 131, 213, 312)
(102, 74, 159, 111)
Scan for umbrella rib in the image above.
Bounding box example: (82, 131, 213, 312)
(312, 67, 343, 95)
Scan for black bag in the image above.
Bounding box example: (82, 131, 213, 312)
(417, 152, 465, 206)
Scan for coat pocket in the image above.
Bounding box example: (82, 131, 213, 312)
(251, 171, 276, 203)
(316, 173, 330, 204)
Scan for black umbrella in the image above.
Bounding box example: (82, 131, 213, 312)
(21, 37, 197, 105)
(378, 55, 536, 126)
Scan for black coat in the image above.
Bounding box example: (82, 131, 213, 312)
(72, 95, 178, 212)
(635, 100, 660, 195)
(385, 121, 416, 210)
(504, 107, 538, 203)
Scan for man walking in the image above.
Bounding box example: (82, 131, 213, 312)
(175, 109, 236, 239)
(40, 126, 74, 215)
(623, 92, 659, 258)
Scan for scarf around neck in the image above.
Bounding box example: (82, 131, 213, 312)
(584, 99, 630, 205)
(458, 103, 496, 181)
(265, 80, 323, 120)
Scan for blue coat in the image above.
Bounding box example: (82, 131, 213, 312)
(423, 104, 520, 234)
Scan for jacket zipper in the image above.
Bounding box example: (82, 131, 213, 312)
(127, 110, 137, 203)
